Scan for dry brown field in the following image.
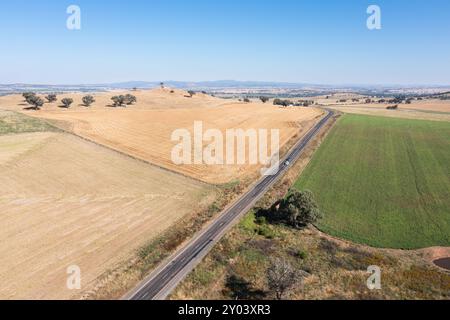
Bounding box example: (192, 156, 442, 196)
(0, 130, 215, 299)
(1, 89, 323, 184)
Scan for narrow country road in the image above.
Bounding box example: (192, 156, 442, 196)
(125, 109, 335, 300)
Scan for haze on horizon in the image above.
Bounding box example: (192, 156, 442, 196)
(1, 0, 449, 86)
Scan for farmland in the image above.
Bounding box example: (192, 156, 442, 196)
(295, 114, 450, 249)
(0, 112, 215, 299)
(1, 89, 323, 184)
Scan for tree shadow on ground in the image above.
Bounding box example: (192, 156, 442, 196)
(223, 274, 266, 300)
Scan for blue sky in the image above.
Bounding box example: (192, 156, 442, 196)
(0, 0, 449, 85)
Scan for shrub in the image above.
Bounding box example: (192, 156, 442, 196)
(187, 90, 196, 97)
(61, 98, 74, 108)
(82, 95, 95, 107)
(260, 96, 270, 103)
(243, 97, 251, 103)
(45, 94, 57, 103)
(296, 250, 308, 260)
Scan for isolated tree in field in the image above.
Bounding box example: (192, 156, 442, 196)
(260, 96, 270, 103)
(278, 190, 322, 229)
(266, 258, 307, 300)
(124, 94, 137, 105)
(82, 95, 95, 107)
(61, 98, 74, 108)
(111, 95, 126, 107)
(45, 94, 57, 103)
(26, 95, 45, 110)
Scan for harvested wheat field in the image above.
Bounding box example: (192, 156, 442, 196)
(0, 131, 215, 300)
(1, 89, 323, 184)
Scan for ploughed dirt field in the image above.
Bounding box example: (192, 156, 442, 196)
(0, 123, 215, 299)
(1, 89, 323, 184)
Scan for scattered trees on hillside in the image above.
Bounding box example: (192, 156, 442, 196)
(266, 258, 308, 300)
(61, 98, 74, 108)
(260, 96, 270, 103)
(111, 94, 136, 107)
(45, 94, 57, 103)
(82, 95, 95, 107)
(273, 99, 293, 107)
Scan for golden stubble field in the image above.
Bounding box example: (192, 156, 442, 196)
(1, 89, 323, 184)
(0, 89, 322, 299)
(0, 129, 215, 299)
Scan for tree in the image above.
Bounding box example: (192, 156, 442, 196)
(266, 258, 307, 300)
(26, 95, 45, 110)
(61, 98, 74, 108)
(260, 96, 270, 103)
(278, 190, 323, 229)
(187, 90, 196, 97)
(23, 92, 36, 101)
(82, 95, 95, 107)
(124, 94, 137, 105)
(160, 82, 165, 89)
(45, 94, 57, 103)
(111, 95, 126, 107)
(243, 97, 251, 103)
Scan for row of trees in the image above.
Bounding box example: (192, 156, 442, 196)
(22, 92, 137, 110)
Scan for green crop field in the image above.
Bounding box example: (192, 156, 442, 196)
(295, 114, 450, 249)
(0, 111, 57, 135)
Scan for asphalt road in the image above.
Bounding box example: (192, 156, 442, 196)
(125, 109, 335, 300)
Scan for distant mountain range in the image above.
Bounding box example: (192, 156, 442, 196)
(1, 81, 449, 96)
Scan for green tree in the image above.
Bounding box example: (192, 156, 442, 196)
(278, 190, 323, 229)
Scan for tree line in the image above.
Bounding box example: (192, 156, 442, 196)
(21, 92, 137, 110)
